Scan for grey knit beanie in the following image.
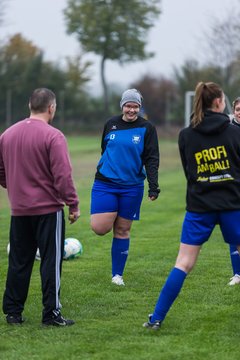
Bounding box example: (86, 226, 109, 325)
(120, 88, 142, 109)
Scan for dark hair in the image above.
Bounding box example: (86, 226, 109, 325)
(191, 82, 223, 127)
(232, 97, 240, 110)
(29, 88, 56, 113)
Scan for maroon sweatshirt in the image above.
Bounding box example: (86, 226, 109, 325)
(0, 118, 79, 216)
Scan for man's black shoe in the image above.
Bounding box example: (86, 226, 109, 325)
(6, 314, 25, 325)
(42, 314, 75, 327)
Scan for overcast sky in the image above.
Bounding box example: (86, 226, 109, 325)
(1, 0, 238, 93)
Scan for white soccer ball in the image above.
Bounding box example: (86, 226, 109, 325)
(63, 238, 83, 260)
(7, 243, 41, 260)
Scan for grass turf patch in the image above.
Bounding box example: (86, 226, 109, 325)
(0, 135, 239, 360)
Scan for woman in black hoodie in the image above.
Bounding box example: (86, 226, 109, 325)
(143, 82, 240, 330)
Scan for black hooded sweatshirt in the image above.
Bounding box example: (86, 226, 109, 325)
(178, 110, 240, 212)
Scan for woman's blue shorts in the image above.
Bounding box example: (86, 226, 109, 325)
(181, 210, 240, 246)
(91, 180, 144, 220)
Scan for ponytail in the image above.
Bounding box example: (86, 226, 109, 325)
(191, 82, 223, 127)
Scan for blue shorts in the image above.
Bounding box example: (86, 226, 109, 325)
(181, 210, 240, 246)
(90, 180, 144, 220)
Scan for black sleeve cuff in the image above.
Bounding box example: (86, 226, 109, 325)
(148, 189, 160, 199)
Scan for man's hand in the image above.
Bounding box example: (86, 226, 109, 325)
(68, 210, 80, 224)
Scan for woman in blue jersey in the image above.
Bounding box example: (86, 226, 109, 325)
(143, 82, 240, 330)
(90, 89, 160, 286)
(228, 97, 240, 285)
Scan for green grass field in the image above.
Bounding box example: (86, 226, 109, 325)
(0, 135, 239, 360)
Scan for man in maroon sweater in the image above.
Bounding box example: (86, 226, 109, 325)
(0, 88, 80, 326)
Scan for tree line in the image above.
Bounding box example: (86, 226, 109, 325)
(1, 0, 240, 132)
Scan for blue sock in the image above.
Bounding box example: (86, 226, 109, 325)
(151, 267, 187, 323)
(111, 238, 129, 277)
(229, 245, 240, 275)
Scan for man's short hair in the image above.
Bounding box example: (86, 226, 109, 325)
(29, 88, 56, 113)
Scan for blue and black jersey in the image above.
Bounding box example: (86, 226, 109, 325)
(95, 115, 160, 197)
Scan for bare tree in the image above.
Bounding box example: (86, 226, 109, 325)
(203, 3, 240, 88)
(0, 0, 7, 27)
(208, 14, 240, 69)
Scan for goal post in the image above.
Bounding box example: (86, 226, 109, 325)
(184, 91, 195, 128)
